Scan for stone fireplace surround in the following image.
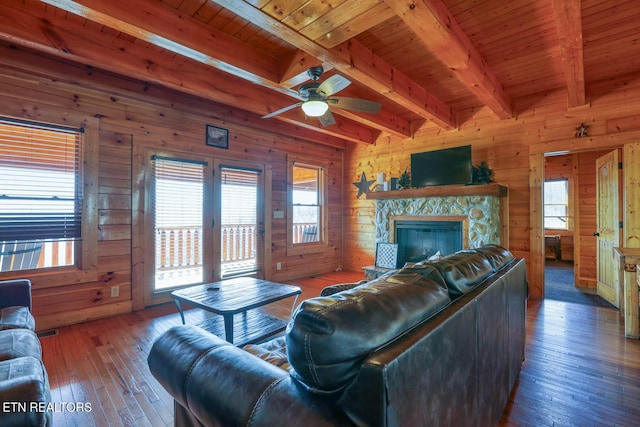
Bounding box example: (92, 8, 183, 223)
(364, 184, 508, 278)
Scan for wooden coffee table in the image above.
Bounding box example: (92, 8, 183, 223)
(170, 277, 301, 346)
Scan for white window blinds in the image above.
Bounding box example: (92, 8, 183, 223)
(152, 156, 206, 289)
(0, 117, 82, 243)
(220, 166, 261, 278)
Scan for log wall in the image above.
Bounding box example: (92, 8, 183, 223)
(344, 76, 640, 300)
(2, 48, 640, 325)
(0, 49, 343, 330)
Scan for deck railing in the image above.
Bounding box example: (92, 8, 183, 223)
(0, 240, 74, 272)
(292, 223, 318, 243)
(154, 224, 259, 271)
(2, 222, 318, 274)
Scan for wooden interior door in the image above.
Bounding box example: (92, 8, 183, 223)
(595, 150, 620, 307)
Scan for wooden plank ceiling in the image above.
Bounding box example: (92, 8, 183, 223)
(0, 0, 639, 146)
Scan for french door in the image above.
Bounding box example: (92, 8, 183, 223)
(145, 152, 265, 303)
(213, 160, 264, 279)
(151, 154, 211, 291)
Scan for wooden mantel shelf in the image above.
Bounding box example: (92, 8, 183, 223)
(365, 183, 508, 200)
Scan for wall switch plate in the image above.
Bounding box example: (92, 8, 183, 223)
(110, 286, 119, 298)
(276, 262, 282, 270)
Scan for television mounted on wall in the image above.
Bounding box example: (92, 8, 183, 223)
(410, 145, 472, 187)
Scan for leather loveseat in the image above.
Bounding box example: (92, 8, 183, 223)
(149, 245, 528, 427)
(0, 279, 52, 427)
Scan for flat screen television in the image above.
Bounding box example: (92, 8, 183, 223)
(410, 145, 472, 187)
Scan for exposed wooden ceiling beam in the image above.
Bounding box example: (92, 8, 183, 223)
(37, 0, 408, 138)
(213, 0, 456, 129)
(295, 0, 394, 49)
(40, 0, 285, 91)
(313, 2, 396, 49)
(383, 0, 513, 120)
(332, 39, 453, 130)
(278, 50, 323, 88)
(0, 2, 371, 145)
(551, 0, 586, 107)
(0, 43, 350, 149)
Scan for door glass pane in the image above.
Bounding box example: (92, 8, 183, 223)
(153, 157, 205, 290)
(220, 167, 260, 278)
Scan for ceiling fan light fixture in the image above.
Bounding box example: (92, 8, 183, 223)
(301, 100, 329, 117)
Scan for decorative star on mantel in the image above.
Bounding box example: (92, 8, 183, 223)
(575, 123, 589, 138)
(353, 172, 375, 198)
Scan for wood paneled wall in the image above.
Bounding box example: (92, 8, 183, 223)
(344, 76, 640, 300)
(2, 47, 640, 325)
(0, 49, 343, 330)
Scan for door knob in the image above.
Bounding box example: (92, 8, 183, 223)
(593, 232, 600, 237)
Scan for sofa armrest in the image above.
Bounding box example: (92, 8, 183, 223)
(148, 326, 353, 427)
(0, 280, 32, 310)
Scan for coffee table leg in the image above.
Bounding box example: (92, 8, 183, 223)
(223, 314, 234, 343)
(290, 295, 300, 315)
(174, 299, 186, 324)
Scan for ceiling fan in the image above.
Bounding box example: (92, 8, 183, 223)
(262, 66, 382, 127)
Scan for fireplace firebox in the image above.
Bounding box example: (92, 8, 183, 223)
(394, 220, 463, 266)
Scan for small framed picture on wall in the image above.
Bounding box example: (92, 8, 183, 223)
(206, 125, 229, 149)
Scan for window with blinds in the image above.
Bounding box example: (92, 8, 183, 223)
(544, 179, 570, 230)
(0, 117, 82, 272)
(292, 164, 321, 244)
(220, 166, 261, 278)
(152, 156, 206, 290)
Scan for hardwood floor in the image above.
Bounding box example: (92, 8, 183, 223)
(36, 271, 640, 426)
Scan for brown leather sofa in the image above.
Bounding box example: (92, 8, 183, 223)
(148, 245, 528, 427)
(0, 279, 52, 427)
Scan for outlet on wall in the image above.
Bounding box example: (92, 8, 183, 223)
(110, 285, 119, 298)
(276, 262, 282, 270)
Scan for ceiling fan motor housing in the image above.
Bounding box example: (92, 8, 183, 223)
(298, 82, 323, 101)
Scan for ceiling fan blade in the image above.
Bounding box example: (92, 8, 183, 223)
(262, 102, 302, 119)
(329, 96, 382, 114)
(317, 110, 336, 127)
(316, 75, 351, 97)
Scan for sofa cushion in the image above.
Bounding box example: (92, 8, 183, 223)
(0, 306, 35, 331)
(286, 267, 451, 396)
(242, 336, 290, 371)
(471, 245, 514, 271)
(435, 251, 494, 299)
(0, 356, 52, 427)
(0, 329, 42, 361)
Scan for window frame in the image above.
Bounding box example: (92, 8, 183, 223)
(286, 154, 328, 256)
(543, 178, 571, 230)
(0, 116, 98, 282)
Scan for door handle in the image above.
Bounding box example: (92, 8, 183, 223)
(593, 232, 600, 237)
